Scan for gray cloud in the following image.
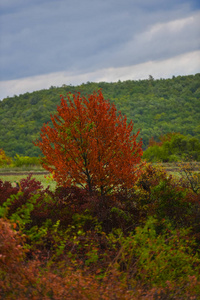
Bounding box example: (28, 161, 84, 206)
(0, 0, 199, 92)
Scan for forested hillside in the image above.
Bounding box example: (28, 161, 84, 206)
(0, 73, 200, 157)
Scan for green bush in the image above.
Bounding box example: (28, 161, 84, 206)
(108, 217, 200, 288)
(143, 133, 200, 162)
(143, 144, 169, 162)
(136, 164, 196, 229)
(12, 154, 40, 167)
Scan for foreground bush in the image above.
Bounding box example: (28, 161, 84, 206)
(1, 164, 200, 299)
(1, 218, 200, 299)
(0, 218, 134, 299)
(108, 217, 200, 285)
(137, 164, 200, 230)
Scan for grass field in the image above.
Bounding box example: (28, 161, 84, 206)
(0, 173, 57, 190)
(1, 162, 199, 191)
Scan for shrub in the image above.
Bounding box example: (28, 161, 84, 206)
(177, 160, 200, 194)
(143, 133, 200, 162)
(0, 179, 19, 205)
(0, 219, 133, 299)
(137, 164, 194, 228)
(0, 149, 12, 167)
(12, 154, 40, 167)
(107, 217, 200, 291)
(1, 175, 200, 299)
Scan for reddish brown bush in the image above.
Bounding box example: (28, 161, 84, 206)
(0, 180, 18, 205)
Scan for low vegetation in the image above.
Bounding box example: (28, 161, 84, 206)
(0, 164, 200, 299)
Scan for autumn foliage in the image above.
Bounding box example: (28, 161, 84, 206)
(35, 90, 143, 195)
(0, 149, 12, 166)
(1, 163, 200, 298)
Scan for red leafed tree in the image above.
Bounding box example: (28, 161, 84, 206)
(34, 90, 143, 195)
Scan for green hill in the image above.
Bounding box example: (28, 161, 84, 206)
(0, 73, 200, 157)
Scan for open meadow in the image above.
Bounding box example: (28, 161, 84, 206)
(0, 172, 56, 190)
(1, 162, 199, 190)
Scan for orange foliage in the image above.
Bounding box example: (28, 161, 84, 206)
(0, 148, 12, 166)
(1, 214, 200, 299)
(34, 90, 143, 195)
(0, 219, 138, 299)
(148, 132, 177, 147)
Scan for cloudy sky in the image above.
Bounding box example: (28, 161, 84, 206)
(0, 0, 200, 100)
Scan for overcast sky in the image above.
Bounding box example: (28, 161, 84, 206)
(0, 0, 200, 99)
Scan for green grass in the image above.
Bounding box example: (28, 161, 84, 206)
(1, 162, 199, 191)
(0, 165, 44, 173)
(0, 173, 57, 191)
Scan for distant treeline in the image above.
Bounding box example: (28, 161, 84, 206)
(143, 132, 200, 162)
(0, 73, 200, 157)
